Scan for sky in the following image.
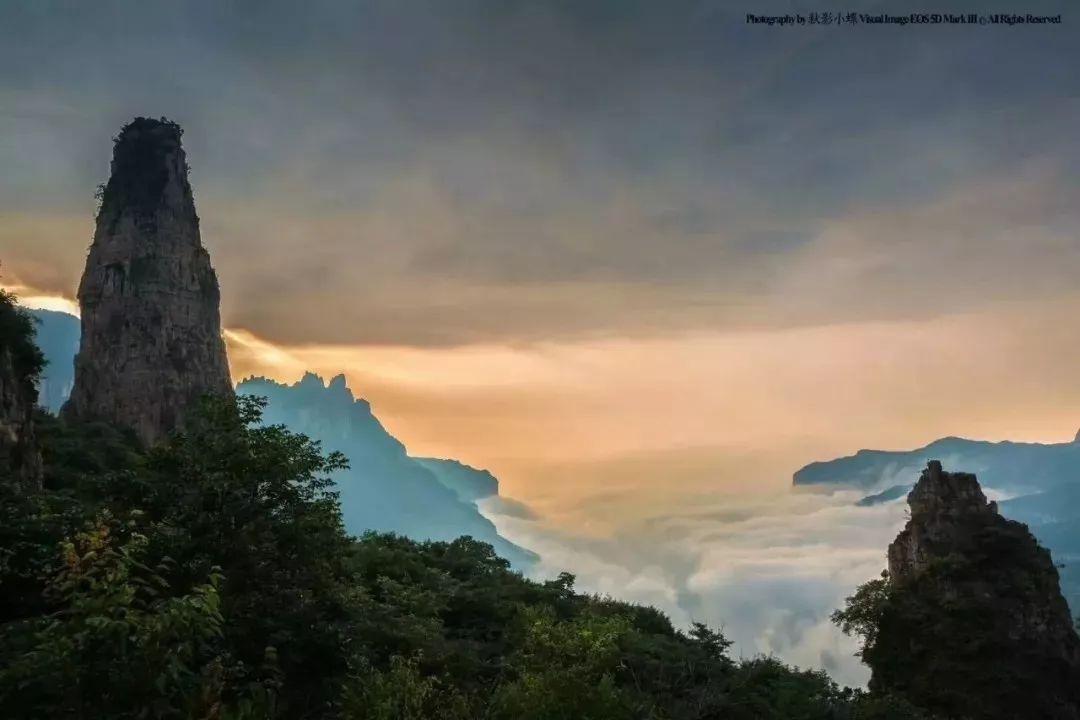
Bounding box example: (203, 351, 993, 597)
(2, 0, 1079, 684)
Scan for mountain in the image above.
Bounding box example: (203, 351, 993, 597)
(796, 435, 1080, 611)
(61, 117, 233, 446)
(842, 461, 1080, 719)
(23, 312, 536, 570)
(20, 115, 533, 570)
(414, 457, 500, 502)
(28, 309, 78, 414)
(237, 374, 537, 569)
(794, 435, 1080, 495)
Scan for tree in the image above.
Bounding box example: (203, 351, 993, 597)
(0, 512, 274, 719)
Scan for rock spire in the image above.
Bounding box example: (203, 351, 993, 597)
(879, 460, 1080, 719)
(61, 117, 232, 446)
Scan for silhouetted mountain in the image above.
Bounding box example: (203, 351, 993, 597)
(796, 435, 1080, 610)
(28, 309, 79, 413)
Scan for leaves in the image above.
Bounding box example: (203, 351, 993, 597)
(2, 393, 939, 719)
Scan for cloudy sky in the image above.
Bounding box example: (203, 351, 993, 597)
(2, 0, 1079, 682)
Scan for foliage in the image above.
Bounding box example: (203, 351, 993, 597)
(2, 389, 939, 719)
(0, 287, 45, 394)
(0, 511, 275, 719)
(340, 655, 472, 720)
(834, 539, 1080, 719)
(830, 571, 891, 662)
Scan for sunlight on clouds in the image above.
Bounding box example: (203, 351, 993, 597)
(1, 286, 80, 315)
(218, 294, 1080, 519)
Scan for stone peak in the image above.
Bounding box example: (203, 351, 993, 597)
(907, 460, 998, 519)
(61, 117, 231, 446)
(294, 371, 359, 404)
(100, 116, 191, 222)
(115, 116, 184, 149)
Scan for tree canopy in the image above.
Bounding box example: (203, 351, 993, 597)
(0, 302, 935, 719)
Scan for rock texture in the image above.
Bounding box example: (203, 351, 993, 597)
(797, 436, 1080, 610)
(877, 460, 1080, 719)
(61, 118, 232, 446)
(0, 295, 43, 491)
(886, 460, 1000, 581)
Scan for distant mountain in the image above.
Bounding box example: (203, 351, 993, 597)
(795, 434, 1080, 610)
(29, 309, 79, 413)
(795, 435, 1080, 496)
(237, 374, 536, 570)
(853, 483, 909, 507)
(415, 457, 500, 502)
(25, 310, 537, 571)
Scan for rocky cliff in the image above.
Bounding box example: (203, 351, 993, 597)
(873, 461, 1080, 719)
(795, 436, 1080, 611)
(0, 293, 43, 492)
(886, 460, 1001, 581)
(61, 118, 232, 446)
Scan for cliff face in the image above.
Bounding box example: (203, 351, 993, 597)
(886, 461, 1000, 581)
(875, 461, 1080, 719)
(61, 118, 232, 446)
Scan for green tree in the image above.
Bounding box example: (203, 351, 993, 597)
(490, 607, 638, 720)
(0, 512, 274, 719)
(339, 655, 472, 720)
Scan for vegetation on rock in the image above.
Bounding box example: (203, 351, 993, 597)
(834, 463, 1080, 720)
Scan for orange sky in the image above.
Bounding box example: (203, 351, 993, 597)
(2, 0, 1078, 533)
(13, 285, 1080, 532)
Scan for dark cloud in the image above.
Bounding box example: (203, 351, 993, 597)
(1, 0, 1077, 345)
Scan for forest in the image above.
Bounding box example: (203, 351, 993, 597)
(0, 289, 960, 719)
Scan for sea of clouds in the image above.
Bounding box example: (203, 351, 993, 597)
(481, 485, 910, 688)
(481, 450, 1036, 687)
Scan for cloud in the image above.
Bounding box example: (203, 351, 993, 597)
(481, 486, 907, 688)
(1, 0, 1077, 347)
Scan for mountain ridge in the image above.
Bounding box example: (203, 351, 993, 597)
(27, 309, 536, 571)
(796, 432, 1080, 612)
